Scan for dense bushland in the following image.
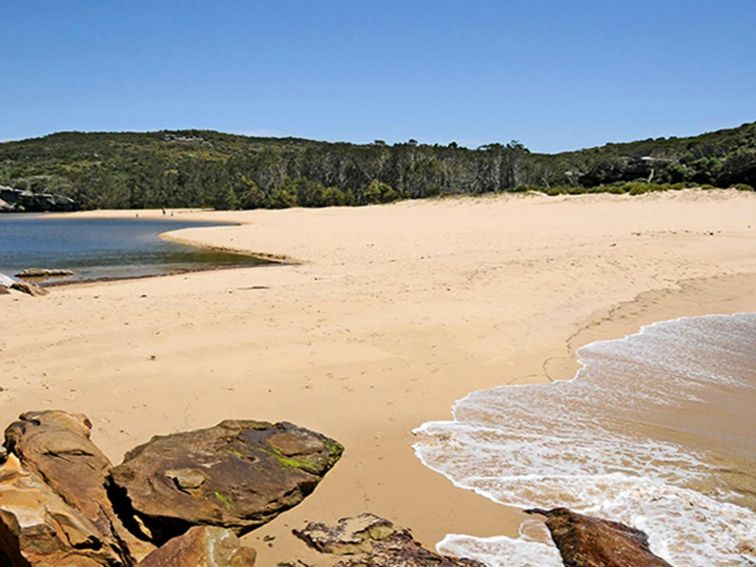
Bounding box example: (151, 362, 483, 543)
(0, 122, 753, 210)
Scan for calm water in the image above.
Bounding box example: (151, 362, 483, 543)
(415, 313, 756, 567)
(0, 214, 269, 283)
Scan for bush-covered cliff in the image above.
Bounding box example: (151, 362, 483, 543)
(0, 122, 753, 210)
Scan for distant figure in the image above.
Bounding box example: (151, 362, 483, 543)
(162, 208, 166, 215)
(136, 213, 139, 219)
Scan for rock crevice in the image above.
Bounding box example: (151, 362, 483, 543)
(0, 411, 342, 566)
(291, 513, 485, 566)
(0, 410, 675, 567)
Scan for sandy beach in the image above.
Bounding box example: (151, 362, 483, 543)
(2, 189, 755, 565)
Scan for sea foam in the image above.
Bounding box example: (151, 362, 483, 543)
(414, 313, 756, 566)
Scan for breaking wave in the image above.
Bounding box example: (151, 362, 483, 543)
(414, 313, 756, 566)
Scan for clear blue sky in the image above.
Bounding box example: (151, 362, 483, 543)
(1, 1, 754, 152)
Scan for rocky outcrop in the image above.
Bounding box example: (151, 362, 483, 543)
(0, 273, 14, 289)
(0, 273, 11, 295)
(15, 268, 74, 278)
(8, 281, 48, 297)
(527, 507, 672, 567)
(292, 513, 485, 566)
(0, 409, 679, 567)
(0, 273, 49, 297)
(137, 526, 256, 567)
(0, 453, 122, 566)
(4, 411, 153, 564)
(110, 420, 344, 544)
(0, 410, 343, 566)
(0, 185, 77, 213)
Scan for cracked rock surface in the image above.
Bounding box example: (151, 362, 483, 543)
(1, 411, 152, 565)
(0, 411, 342, 566)
(137, 526, 257, 566)
(292, 513, 486, 566)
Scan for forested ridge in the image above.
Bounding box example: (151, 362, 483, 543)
(0, 121, 754, 210)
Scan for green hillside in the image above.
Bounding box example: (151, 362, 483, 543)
(1, 122, 753, 210)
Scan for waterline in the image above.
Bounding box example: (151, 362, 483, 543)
(414, 313, 756, 566)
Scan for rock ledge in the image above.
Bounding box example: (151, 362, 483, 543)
(527, 507, 672, 567)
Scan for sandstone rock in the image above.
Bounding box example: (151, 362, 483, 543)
(4, 411, 153, 565)
(0, 453, 117, 566)
(0, 197, 12, 212)
(15, 268, 75, 278)
(9, 281, 48, 297)
(110, 420, 343, 544)
(527, 507, 671, 567)
(0, 273, 14, 288)
(0, 185, 78, 213)
(138, 526, 256, 567)
(293, 513, 485, 566)
(0, 286, 9, 295)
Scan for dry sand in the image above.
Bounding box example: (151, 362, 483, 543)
(1, 189, 755, 565)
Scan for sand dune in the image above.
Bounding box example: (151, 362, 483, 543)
(2, 189, 755, 564)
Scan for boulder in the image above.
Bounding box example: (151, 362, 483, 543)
(15, 268, 74, 278)
(4, 411, 153, 565)
(0, 286, 9, 296)
(0, 453, 118, 567)
(2, 273, 50, 297)
(110, 420, 343, 544)
(9, 281, 48, 297)
(293, 513, 485, 566)
(526, 508, 671, 567)
(0, 197, 12, 212)
(138, 526, 256, 567)
(0, 185, 78, 213)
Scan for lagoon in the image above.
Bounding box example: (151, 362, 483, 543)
(0, 215, 268, 284)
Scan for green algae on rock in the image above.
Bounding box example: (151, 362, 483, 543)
(109, 419, 343, 545)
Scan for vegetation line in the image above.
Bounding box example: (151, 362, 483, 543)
(1, 122, 753, 210)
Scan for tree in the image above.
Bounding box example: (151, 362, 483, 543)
(268, 180, 298, 208)
(0, 123, 753, 211)
(363, 179, 400, 204)
(210, 183, 239, 210)
(236, 175, 267, 209)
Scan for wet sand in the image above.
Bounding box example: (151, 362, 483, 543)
(416, 311, 756, 565)
(1, 189, 755, 565)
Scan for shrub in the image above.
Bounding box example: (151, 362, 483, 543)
(363, 180, 400, 204)
(730, 183, 754, 191)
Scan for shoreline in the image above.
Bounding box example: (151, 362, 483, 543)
(1, 191, 754, 564)
(415, 307, 756, 565)
(250, 270, 756, 565)
(37, 261, 281, 288)
(1, 214, 291, 288)
(159, 232, 300, 267)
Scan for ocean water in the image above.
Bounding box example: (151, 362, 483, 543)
(414, 313, 756, 566)
(0, 215, 268, 283)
